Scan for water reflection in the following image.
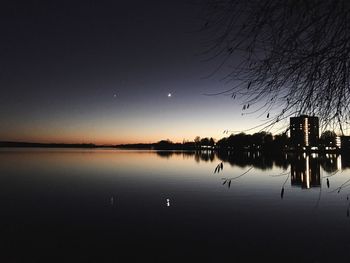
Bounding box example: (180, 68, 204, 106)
(1, 149, 350, 262)
(217, 151, 278, 169)
(320, 154, 340, 173)
(156, 151, 195, 159)
(290, 154, 321, 189)
(156, 150, 347, 174)
(194, 150, 215, 162)
(154, 150, 350, 193)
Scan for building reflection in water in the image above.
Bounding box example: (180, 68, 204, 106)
(291, 154, 321, 189)
(155, 150, 349, 190)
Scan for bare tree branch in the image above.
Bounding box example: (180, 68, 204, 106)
(201, 0, 350, 133)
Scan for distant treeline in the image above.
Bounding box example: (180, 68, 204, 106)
(216, 132, 288, 151)
(116, 140, 197, 150)
(117, 132, 288, 151)
(117, 130, 342, 152)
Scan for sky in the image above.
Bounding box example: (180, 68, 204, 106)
(0, 0, 286, 144)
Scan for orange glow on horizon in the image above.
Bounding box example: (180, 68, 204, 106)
(0, 112, 288, 145)
(0, 132, 224, 145)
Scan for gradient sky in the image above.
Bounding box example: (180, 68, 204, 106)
(0, 0, 287, 144)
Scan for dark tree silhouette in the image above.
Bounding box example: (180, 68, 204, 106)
(201, 0, 350, 133)
(209, 137, 215, 148)
(320, 130, 337, 147)
(194, 136, 201, 149)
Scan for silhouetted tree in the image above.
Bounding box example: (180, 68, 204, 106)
(251, 131, 272, 149)
(200, 137, 210, 148)
(320, 130, 337, 147)
(216, 137, 228, 149)
(194, 136, 201, 149)
(209, 137, 215, 148)
(227, 133, 249, 149)
(201, 0, 350, 132)
(272, 133, 289, 150)
(155, 139, 173, 150)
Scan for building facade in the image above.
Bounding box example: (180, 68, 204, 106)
(290, 115, 319, 148)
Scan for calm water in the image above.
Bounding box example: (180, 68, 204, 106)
(1, 149, 350, 262)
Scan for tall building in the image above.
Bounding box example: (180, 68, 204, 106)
(290, 115, 319, 148)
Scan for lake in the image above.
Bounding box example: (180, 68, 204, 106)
(0, 148, 349, 262)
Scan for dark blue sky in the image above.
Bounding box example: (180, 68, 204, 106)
(0, 0, 284, 144)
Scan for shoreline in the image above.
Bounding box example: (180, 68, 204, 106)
(0, 141, 347, 154)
